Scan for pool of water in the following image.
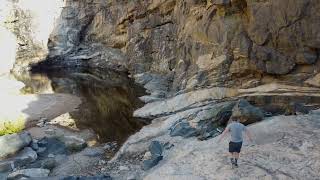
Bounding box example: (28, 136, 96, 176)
(16, 68, 147, 143)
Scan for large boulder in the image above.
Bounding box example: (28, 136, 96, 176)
(0, 132, 32, 159)
(231, 99, 264, 124)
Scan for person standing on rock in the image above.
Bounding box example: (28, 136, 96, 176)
(218, 116, 253, 168)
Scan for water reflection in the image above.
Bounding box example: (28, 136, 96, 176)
(17, 68, 146, 143)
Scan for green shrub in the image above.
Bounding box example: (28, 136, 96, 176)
(0, 116, 26, 136)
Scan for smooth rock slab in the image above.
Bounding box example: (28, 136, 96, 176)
(0, 132, 32, 159)
(7, 168, 50, 179)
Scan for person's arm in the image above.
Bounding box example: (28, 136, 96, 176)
(218, 126, 229, 143)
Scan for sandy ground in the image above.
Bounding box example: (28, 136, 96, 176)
(0, 92, 81, 127)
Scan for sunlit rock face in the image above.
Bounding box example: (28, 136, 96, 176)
(0, 26, 16, 76)
(0, 0, 63, 75)
(46, 0, 320, 97)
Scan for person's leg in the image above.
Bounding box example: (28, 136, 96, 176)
(229, 142, 235, 165)
(234, 152, 239, 167)
(234, 142, 242, 167)
(230, 153, 234, 164)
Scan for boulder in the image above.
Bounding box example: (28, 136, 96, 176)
(231, 99, 264, 124)
(0, 132, 32, 159)
(143, 141, 165, 171)
(169, 121, 198, 138)
(61, 136, 87, 152)
(12, 147, 37, 167)
(7, 168, 50, 180)
(37, 137, 68, 158)
(149, 141, 163, 157)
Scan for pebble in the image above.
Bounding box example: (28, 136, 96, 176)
(48, 154, 55, 158)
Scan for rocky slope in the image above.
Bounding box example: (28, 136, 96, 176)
(107, 113, 320, 179)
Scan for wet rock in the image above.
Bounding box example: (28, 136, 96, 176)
(231, 99, 264, 124)
(0, 132, 32, 159)
(169, 121, 198, 138)
(7, 168, 50, 180)
(62, 136, 87, 152)
(12, 147, 37, 167)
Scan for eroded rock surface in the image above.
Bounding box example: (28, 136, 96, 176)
(110, 115, 320, 179)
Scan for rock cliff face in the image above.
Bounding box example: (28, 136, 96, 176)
(2, 0, 320, 99)
(45, 0, 320, 95)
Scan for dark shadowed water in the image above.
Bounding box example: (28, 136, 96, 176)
(16, 68, 147, 143)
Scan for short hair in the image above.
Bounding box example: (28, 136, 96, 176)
(231, 116, 238, 121)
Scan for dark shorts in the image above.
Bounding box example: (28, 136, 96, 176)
(229, 141, 243, 153)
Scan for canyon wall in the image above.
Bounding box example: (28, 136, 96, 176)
(2, 0, 320, 96)
(2, 0, 320, 109)
(45, 0, 320, 97)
